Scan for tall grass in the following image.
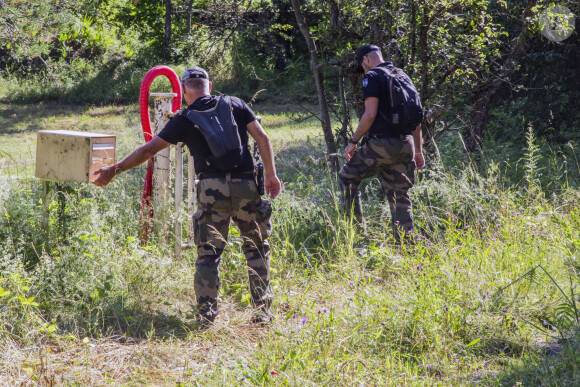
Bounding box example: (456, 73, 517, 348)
(0, 108, 579, 384)
(0, 58, 317, 106)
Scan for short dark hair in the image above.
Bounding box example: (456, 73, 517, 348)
(182, 78, 209, 92)
(355, 44, 381, 72)
(355, 44, 381, 65)
(181, 66, 209, 81)
(181, 66, 209, 91)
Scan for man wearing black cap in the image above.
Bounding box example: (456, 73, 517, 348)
(339, 45, 424, 240)
(93, 66, 281, 326)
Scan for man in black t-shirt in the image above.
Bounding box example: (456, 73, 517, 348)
(339, 45, 425, 240)
(93, 66, 281, 326)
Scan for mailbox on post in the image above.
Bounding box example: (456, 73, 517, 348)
(35, 130, 116, 183)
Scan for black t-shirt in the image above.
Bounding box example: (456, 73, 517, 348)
(158, 95, 257, 174)
(361, 61, 398, 137)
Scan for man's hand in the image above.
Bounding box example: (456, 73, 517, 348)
(92, 165, 116, 186)
(265, 175, 281, 199)
(415, 152, 425, 169)
(344, 143, 357, 162)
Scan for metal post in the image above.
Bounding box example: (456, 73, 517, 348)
(148, 92, 198, 258)
(187, 154, 196, 246)
(41, 181, 51, 236)
(175, 146, 196, 257)
(175, 142, 184, 258)
(151, 93, 175, 240)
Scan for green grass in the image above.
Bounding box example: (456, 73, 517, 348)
(1, 100, 580, 385)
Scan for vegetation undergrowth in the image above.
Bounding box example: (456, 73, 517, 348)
(1, 106, 579, 385)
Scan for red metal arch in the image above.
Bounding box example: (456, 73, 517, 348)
(139, 66, 182, 240)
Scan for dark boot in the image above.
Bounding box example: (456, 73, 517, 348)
(387, 189, 414, 242)
(344, 184, 367, 231)
(194, 302, 218, 329)
(250, 307, 273, 325)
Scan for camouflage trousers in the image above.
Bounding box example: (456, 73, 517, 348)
(338, 135, 416, 238)
(192, 174, 273, 318)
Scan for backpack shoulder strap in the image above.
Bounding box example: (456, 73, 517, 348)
(373, 66, 390, 76)
(372, 66, 394, 109)
(221, 95, 236, 114)
(181, 96, 223, 129)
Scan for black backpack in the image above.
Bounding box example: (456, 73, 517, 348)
(181, 96, 244, 171)
(375, 66, 424, 135)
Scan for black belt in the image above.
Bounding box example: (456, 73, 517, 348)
(198, 172, 254, 180)
(369, 133, 409, 140)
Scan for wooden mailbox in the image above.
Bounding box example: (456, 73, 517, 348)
(35, 130, 116, 183)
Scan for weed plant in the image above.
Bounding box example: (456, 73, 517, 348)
(1, 109, 579, 384)
(0, 57, 317, 107)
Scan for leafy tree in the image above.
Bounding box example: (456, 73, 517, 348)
(289, 0, 507, 159)
(0, 1, 115, 74)
(288, 0, 579, 160)
(465, 0, 579, 152)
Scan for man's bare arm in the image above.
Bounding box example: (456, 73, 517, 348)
(344, 97, 379, 161)
(246, 119, 281, 199)
(412, 124, 425, 169)
(92, 136, 172, 186)
(351, 97, 379, 142)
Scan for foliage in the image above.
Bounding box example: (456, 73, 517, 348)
(488, 19, 580, 141)
(0, 269, 54, 344)
(291, 0, 510, 143)
(1, 0, 578, 152)
(0, 1, 121, 73)
(0, 0, 579, 380)
(2, 105, 580, 383)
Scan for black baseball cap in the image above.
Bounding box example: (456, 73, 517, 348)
(181, 66, 209, 81)
(355, 44, 380, 72)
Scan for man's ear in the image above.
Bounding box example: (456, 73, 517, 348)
(209, 81, 212, 93)
(364, 56, 375, 73)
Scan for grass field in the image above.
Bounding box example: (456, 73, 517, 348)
(1, 100, 580, 385)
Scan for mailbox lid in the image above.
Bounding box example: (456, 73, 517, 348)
(38, 130, 114, 138)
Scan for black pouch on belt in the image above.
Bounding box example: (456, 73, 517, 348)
(256, 163, 265, 196)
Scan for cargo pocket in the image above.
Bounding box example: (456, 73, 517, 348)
(256, 199, 272, 219)
(361, 140, 381, 168)
(192, 209, 204, 246)
(408, 161, 416, 186)
(256, 199, 273, 239)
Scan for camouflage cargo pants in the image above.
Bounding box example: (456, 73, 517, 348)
(338, 135, 416, 238)
(193, 174, 273, 319)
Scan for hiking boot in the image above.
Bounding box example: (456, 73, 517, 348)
(343, 184, 367, 231)
(193, 306, 218, 329)
(193, 315, 213, 329)
(250, 309, 273, 325)
(356, 216, 368, 233)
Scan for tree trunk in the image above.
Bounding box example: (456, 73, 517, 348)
(337, 66, 350, 147)
(464, 0, 538, 154)
(348, 72, 364, 119)
(186, 0, 194, 35)
(328, 0, 339, 28)
(465, 85, 495, 154)
(164, 0, 172, 58)
(422, 103, 452, 162)
(291, 0, 339, 174)
(409, 2, 417, 77)
(418, 6, 431, 99)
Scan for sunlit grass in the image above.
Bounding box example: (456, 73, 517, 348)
(1, 102, 579, 385)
